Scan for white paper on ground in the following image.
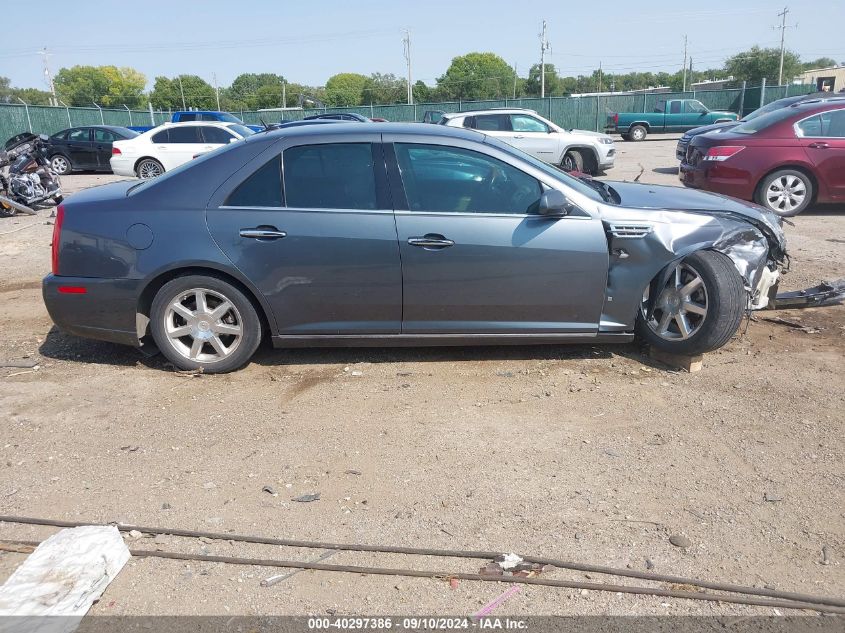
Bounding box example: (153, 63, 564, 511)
(0, 525, 131, 633)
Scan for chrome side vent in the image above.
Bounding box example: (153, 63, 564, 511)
(608, 223, 654, 239)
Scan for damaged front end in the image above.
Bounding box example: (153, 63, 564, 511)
(595, 187, 788, 332)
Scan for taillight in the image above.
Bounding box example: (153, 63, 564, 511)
(112, 147, 122, 156)
(703, 146, 745, 162)
(612, 113, 619, 125)
(51, 204, 64, 275)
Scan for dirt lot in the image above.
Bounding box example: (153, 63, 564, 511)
(0, 136, 843, 617)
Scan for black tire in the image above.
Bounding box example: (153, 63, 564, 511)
(628, 125, 647, 141)
(150, 275, 262, 373)
(635, 250, 745, 356)
(50, 154, 72, 176)
(620, 134, 631, 141)
(561, 150, 584, 173)
(754, 169, 813, 217)
(136, 158, 164, 179)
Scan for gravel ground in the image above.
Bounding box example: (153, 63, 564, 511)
(0, 136, 842, 618)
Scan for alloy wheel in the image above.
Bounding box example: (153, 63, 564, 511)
(641, 263, 708, 341)
(163, 288, 243, 363)
(765, 174, 806, 214)
(631, 127, 646, 141)
(138, 160, 163, 179)
(51, 156, 69, 174)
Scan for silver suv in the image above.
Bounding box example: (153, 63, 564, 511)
(440, 108, 615, 174)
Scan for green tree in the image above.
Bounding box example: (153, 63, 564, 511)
(150, 75, 216, 110)
(324, 73, 369, 106)
(54, 65, 145, 107)
(362, 73, 406, 105)
(725, 46, 802, 85)
(801, 57, 837, 70)
(226, 73, 286, 110)
(524, 63, 563, 96)
(12, 87, 53, 105)
(412, 80, 431, 103)
(437, 53, 515, 100)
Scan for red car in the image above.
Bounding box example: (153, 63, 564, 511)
(680, 97, 845, 216)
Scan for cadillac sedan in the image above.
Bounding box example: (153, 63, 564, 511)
(43, 124, 787, 373)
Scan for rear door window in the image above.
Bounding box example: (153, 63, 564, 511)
(201, 126, 236, 144)
(93, 129, 117, 143)
(669, 101, 682, 114)
(168, 126, 203, 143)
(799, 109, 845, 137)
(474, 114, 511, 132)
(226, 155, 283, 207)
(151, 129, 169, 143)
(283, 143, 378, 210)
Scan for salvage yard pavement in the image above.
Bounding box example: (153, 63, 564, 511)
(0, 139, 842, 616)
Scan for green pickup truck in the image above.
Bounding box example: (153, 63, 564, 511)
(606, 98, 738, 141)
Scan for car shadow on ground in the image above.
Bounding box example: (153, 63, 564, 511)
(38, 327, 162, 369)
(652, 166, 679, 175)
(803, 203, 845, 216)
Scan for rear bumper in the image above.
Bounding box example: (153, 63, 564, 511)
(42, 274, 142, 347)
(678, 161, 756, 200)
(109, 157, 136, 177)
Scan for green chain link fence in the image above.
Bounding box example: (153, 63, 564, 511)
(0, 83, 815, 143)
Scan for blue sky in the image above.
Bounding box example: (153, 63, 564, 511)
(2, 0, 843, 91)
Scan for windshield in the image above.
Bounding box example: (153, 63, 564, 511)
(483, 135, 606, 203)
(732, 105, 804, 135)
(218, 112, 245, 124)
(743, 96, 803, 121)
(227, 124, 255, 137)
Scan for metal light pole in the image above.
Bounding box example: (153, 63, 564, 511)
(403, 29, 413, 105)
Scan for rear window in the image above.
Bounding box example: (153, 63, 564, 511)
(227, 124, 254, 138)
(732, 105, 810, 135)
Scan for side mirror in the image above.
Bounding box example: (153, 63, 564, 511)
(538, 189, 573, 217)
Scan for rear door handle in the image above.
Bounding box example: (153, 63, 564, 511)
(808, 142, 830, 149)
(407, 235, 455, 249)
(513, 135, 525, 139)
(240, 227, 287, 240)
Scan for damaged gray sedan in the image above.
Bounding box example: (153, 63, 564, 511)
(43, 123, 786, 372)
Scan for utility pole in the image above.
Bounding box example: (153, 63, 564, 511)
(539, 20, 551, 98)
(597, 61, 602, 93)
(682, 35, 688, 92)
(773, 7, 796, 86)
(212, 73, 220, 110)
(513, 62, 518, 99)
(402, 29, 413, 104)
(178, 76, 186, 110)
(40, 48, 57, 106)
(282, 79, 286, 108)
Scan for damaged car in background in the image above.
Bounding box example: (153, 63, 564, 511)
(43, 124, 787, 373)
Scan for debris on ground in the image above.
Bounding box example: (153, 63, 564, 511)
(762, 316, 822, 334)
(262, 485, 278, 496)
(769, 279, 845, 309)
(292, 493, 320, 503)
(496, 553, 524, 570)
(0, 526, 130, 628)
(669, 535, 692, 548)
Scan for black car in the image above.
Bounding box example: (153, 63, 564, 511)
(47, 125, 138, 175)
(303, 113, 370, 122)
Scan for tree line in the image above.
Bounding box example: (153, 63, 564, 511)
(0, 48, 840, 110)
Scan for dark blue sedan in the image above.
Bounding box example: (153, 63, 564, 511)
(43, 123, 786, 372)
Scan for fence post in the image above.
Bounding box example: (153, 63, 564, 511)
(58, 100, 72, 127)
(148, 102, 155, 126)
(642, 92, 647, 113)
(594, 96, 601, 132)
(16, 98, 32, 132)
(123, 104, 132, 126)
(92, 102, 104, 125)
(760, 77, 766, 108)
(738, 81, 746, 117)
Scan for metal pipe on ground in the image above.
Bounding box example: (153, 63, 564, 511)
(1, 515, 842, 610)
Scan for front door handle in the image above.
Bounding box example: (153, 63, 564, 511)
(240, 227, 287, 240)
(808, 142, 830, 149)
(407, 234, 455, 249)
(513, 135, 525, 139)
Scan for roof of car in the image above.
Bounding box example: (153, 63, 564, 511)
(161, 121, 242, 127)
(441, 108, 537, 118)
(785, 96, 845, 111)
(249, 121, 485, 143)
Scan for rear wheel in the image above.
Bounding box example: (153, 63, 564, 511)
(150, 275, 262, 373)
(561, 150, 584, 173)
(755, 169, 813, 217)
(636, 250, 745, 356)
(629, 125, 647, 141)
(137, 158, 164, 179)
(50, 154, 71, 175)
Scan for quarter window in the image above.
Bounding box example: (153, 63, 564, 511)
(669, 101, 682, 114)
(283, 143, 378, 210)
(151, 129, 169, 143)
(226, 155, 283, 207)
(474, 114, 511, 132)
(511, 114, 549, 133)
(395, 143, 541, 214)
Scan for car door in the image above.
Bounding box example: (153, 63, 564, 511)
(65, 128, 96, 169)
(160, 125, 205, 170)
(508, 113, 558, 162)
(799, 108, 845, 200)
(92, 128, 117, 169)
(206, 138, 402, 335)
(683, 100, 711, 130)
(386, 140, 609, 334)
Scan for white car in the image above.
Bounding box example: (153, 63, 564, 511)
(440, 108, 615, 174)
(110, 121, 254, 179)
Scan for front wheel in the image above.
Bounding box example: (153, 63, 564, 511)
(137, 158, 164, 179)
(635, 250, 745, 356)
(150, 275, 262, 373)
(561, 150, 584, 173)
(755, 169, 813, 217)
